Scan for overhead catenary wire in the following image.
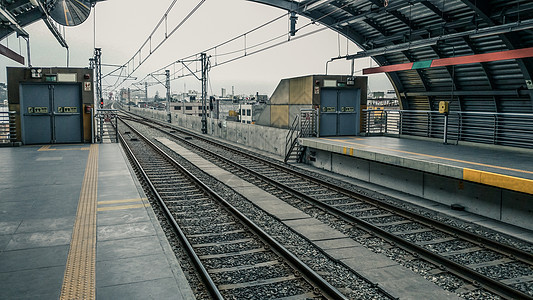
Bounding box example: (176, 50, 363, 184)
(101, 0, 207, 83)
(105, 0, 354, 93)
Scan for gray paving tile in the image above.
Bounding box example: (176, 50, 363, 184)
(341, 255, 397, 271)
(96, 277, 191, 300)
(96, 254, 174, 287)
(358, 265, 460, 300)
(313, 237, 359, 250)
(0, 235, 12, 252)
(97, 209, 150, 226)
(0, 245, 69, 272)
(97, 221, 157, 241)
(5, 230, 72, 251)
(0, 221, 20, 235)
(97, 236, 164, 261)
(0, 201, 32, 221)
(29, 195, 80, 217)
(283, 218, 346, 241)
(321, 246, 372, 260)
(0, 266, 63, 300)
(16, 216, 75, 233)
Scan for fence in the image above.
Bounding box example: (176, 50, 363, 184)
(95, 109, 118, 143)
(362, 109, 533, 149)
(0, 110, 16, 144)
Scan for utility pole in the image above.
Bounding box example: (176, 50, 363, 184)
(201, 53, 208, 134)
(94, 48, 102, 108)
(145, 82, 148, 102)
(93, 48, 103, 143)
(166, 70, 171, 123)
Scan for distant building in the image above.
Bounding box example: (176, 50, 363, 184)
(173, 101, 211, 117)
(0, 83, 7, 103)
(238, 103, 266, 124)
(174, 90, 200, 102)
(239, 104, 253, 124)
(256, 94, 268, 103)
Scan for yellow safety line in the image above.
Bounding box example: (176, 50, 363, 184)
(322, 137, 533, 194)
(322, 137, 533, 176)
(74, 0, 89, 10)
(97, 198, 146, 205)
(38, 145, 51, 151)
(97, 203, 151, 212)
(39, 147, 90, 151)
(60, 144, 98, 300)
(63, 1, 69, 26)
(38, 145, 90, 151)
(464, 168, 533, 195)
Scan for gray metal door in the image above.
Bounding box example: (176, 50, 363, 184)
(20, 83, 82, 144)
(319, 89, 338, 136)
(20, 84, 52, 144)
(53, 85, 82, 143)
(338, 89, 359, 136)
(319, 89, 361, 136)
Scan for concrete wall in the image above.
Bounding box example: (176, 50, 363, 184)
(305, 148, 533, 230)
(129, 107, 288, 157)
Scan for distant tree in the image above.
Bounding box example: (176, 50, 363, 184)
(154, 91, 160, 102)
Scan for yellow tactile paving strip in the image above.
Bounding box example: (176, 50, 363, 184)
(38, 145, 90, 151)
(60, 144, 98, 300)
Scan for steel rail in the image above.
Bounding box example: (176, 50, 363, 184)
(132, 113, 533, 264)
(118, 130, 223, 300)
(121, 112, 533, 300)
(119, 119, 349, 300)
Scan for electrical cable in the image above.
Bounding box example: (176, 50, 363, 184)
(105, 0, 354, 92)
(101, 0, 207, 83)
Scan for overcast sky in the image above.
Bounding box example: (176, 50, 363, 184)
(0, 0, 392, 96)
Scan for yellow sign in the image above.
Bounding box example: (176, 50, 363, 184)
(343, 106, 355, 112)
(58, 107, 78, 113)
(28, 107, 48, 113)
(326, 107, 336, 112)
(439, 101, 449, 114)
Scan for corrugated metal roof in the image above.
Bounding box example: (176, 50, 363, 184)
(3, 0, 533, 113)
(251, 0, 533, 113)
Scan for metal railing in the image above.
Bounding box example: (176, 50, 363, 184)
(300, 109, 318, 138)
(0, 110, 17, 144)
(362, 109, 533, 149)
(95, 109, 118, 143)
(284, 109, 318, 163)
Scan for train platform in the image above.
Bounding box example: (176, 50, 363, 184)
(0, 143, 195, 299)
(299, 135, 533, 230)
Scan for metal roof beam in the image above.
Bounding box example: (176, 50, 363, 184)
(420, 1, 451, 22)
(0, 9, 40, 40)
(458, 0, 533, 106)
(345, 19, 533, 59)
(34, 0, 68, 48)
(405, 90, 530, 97)
(0, 4, 28, 37)
(302, 0, 335, 12)
(246, 0, 299, 11)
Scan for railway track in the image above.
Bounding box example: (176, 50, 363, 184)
(118, 118, 391, 299)
(119, 111, 533, 299)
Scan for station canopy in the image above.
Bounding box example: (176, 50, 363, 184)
(2, 0, 533, 113)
